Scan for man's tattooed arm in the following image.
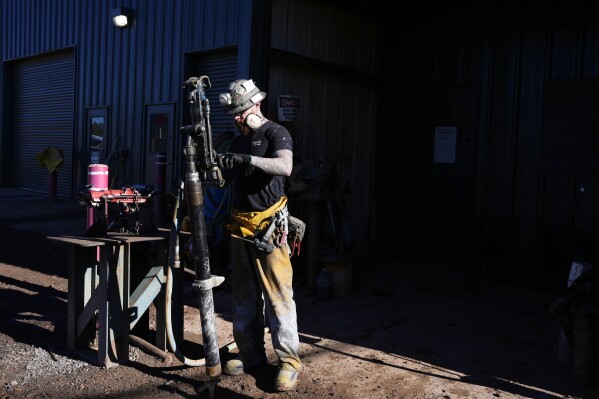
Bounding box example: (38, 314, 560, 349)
(249, 149, 293, 176)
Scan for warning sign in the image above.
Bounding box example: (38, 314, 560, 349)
(278, 95, 300, 122)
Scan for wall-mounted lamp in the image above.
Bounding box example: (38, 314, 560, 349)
(112, 7, 133, 28)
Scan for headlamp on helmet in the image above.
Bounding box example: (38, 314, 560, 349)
(219, 79, 267, 115)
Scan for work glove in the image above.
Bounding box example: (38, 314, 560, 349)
(216, 153, 251, 170)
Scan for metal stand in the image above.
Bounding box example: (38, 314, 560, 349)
(48, 231, 177, 367)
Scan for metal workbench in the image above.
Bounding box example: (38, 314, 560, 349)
(48, 230, 183, 368)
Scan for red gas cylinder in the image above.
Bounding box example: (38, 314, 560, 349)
(87, 164, 109, 229)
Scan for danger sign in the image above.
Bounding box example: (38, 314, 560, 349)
(278, 95, 300, 122)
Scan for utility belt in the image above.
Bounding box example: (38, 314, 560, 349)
(228, 198, 306, 257)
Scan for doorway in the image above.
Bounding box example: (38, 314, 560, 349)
(393, 86, 480, 272)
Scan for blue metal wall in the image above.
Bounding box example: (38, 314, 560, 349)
(0, 3, 5, 184)
(0, 0, 383, 266)
(1, 0, 252, 190)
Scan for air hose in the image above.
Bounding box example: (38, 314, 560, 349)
(164, 186, 212, 366)
(163, 186, 269, 366)
(164, 226, 270, 365)
(165, 253, 209, 365)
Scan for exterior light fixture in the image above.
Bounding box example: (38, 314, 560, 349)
(112, 7, 133, 28)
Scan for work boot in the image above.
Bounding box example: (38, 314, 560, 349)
(274, 368, 298, 391)
(223, 354, 267, 376)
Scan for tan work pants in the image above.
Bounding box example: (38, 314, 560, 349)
(230, 237, 301, 372)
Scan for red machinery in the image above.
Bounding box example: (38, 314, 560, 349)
(78, 185, 155, 235)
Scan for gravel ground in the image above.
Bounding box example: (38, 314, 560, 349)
(1, 190, 599, 398)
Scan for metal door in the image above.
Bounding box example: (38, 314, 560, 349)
(11, 49, 75, 196)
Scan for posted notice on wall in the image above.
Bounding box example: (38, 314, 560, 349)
(433, 126, 457, 164)
(278, 95, 300, 122)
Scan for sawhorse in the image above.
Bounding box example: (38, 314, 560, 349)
(48, 231, 183, 367)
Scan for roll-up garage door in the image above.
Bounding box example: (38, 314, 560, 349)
(12, 49, 75, 197)
(186, 49, 237, 147)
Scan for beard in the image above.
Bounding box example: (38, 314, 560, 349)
(235, 119, 250, 135)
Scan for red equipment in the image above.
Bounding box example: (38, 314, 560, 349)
(78, 185, 155, 235)
(80, 186, 152, 206)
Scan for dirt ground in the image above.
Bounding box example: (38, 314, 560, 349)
(1, 194, 599, 399)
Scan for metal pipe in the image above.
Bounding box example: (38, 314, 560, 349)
(162, 184, 269, 367)
(128, 334, 172, 364)
(162, 186, 272, 375)
(183, 143, 222, 378)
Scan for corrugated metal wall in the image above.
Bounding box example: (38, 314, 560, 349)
(3, 0, 381, 278)
(74, 0, 251, 190)
(185, 49, 238, 141)
(270, 0, 379, 254)
(2, 0, 80, 191)
(0, 2, 5, 185)
(1, 0, 252, 194)
(11, 50, 74, 196)
(271, 0, 378, 73)
(387, 0, 599, 287)
(6, 0, 597, 287)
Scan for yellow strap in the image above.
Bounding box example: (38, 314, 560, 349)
(227, 196, 288, 237)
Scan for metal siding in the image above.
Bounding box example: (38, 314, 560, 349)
(550, 24, 585, 80)
(271, 0, 378, 74)
(269, 62, 377, 252)
(539, 79, 599, 285)
(2, 0, 77, 60)
(536, 172, 573, 287)
(575, 174, 599, 262)
(126, 0, 246, 186)
(12, 50, 74, 196)
(268, 0, 381, 252)
(181, 0, 245, 51)
(176, 0, 249, 184)
(479, 32, 520, 275)
(583, 21, 599, 78)
(72, 0, 247, 188)
(6, 0, 599, 287)
(512, 29, 548, 282)
(387, 0, 599, 287)
(2, 0, 250, 193)
(393, 25, 534, 277)
(186, 49, 238, 142)
(0, 0, 5, 185)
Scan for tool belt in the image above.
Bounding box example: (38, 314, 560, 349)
(227, 197, 306, 257)
(287, 215, 306, 256)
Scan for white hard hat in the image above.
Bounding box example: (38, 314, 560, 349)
(219, 79, 267, 115)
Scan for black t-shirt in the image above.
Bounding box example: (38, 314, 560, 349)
(227, 120, 293, 212)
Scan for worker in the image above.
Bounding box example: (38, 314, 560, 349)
(216, 78, 301, 391)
